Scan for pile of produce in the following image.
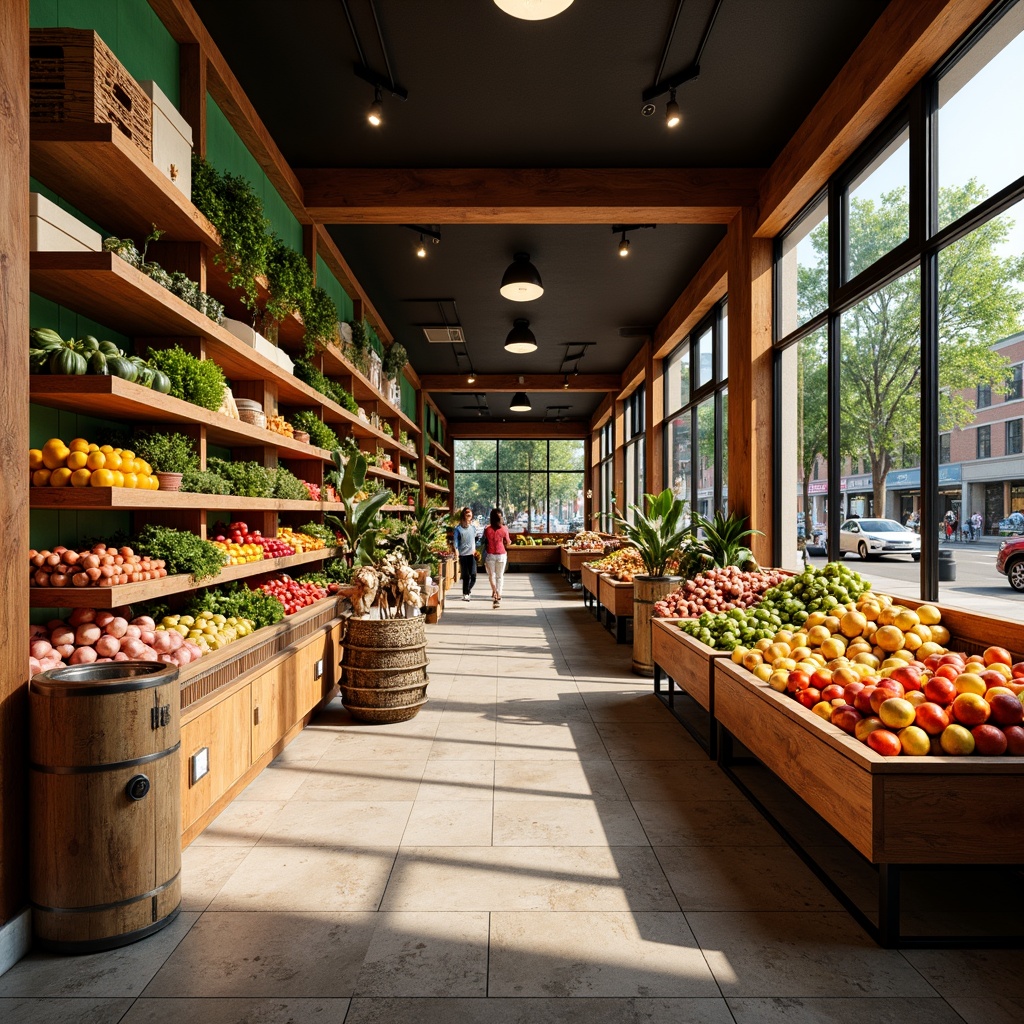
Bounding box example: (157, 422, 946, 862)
(29, 329, 172, 392)
(153, 610, 255, 655)
(29, 609, 205, 676)
(266, 413, 294, 438)
(730, 590, 1024, 757)
(30, 438, 159, 490)
(584, 547, 673, 582)
(654, 566, 791, 619)
(303, 480, 322, 500)
(564, 531, 605, 551)
(187, 583, 285, 630)
(677, 562, 870, 650)
(30, 544, 167, 589)
(211, 521, 295, 559)
(209, 539, 263, 566)
(135, 524, 227, 583)
(258, 575, 328, 614)
(277, 527, 327, 552)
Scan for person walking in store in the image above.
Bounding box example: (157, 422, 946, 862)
(453, 507, 481, 602)
(483, 508, 512, 608)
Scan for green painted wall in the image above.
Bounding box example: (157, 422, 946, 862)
(315, 255, 355, 325)
(206, 96, 303, 252)
(402, 377, 417, 423)
(30, 0, 179, 107)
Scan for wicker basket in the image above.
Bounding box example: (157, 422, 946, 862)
(343, 642, 427, 670)
(238, 408, 267, 429)
(342, 697, 429, 724)
(340, 682, 428, 709)
(345, 616, 426, 649)
(30, 29, 153, 158)
(342, 662, 428, 690)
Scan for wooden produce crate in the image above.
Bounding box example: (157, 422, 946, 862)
(506, 544, 561, 571)
(30, 29, 152, 158)
(581, 563, 600, 616)
(598, 575, 634, 644)
(560, 547, 602, 574)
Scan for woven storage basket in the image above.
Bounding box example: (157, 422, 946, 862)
(342, 697, 429, 724)
(343, 641, 427, 670)
(238, 408, 266, 429)
(340, 682, 428, 709)
(342, 662, 428, 690)
(346, 616, 426, 649)
(30, 29, 152, 158)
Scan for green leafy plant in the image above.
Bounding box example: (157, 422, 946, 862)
(297, 522, 337, 544)
(291, 410, 340, 451)
(692, 510, 762, 569)
(146, 346, 226, 410)
(293, 358, 358, 412)
(136, 524, 226, 583)
(324, 450, 392, 565)
(381, 421, 393, 437)
(206, 457, 275, 498)
(402, 500, 446, 566)
(272, 466, 312, 501)
(348, 319, 369, 355)
(181, 467, 232, 495)
(265, 236, 313, 324)
(300, 286, 339, 354)
(187, 582, 284, 629)
(382, 342, 408, 381)
(613, 489, 690, 577)
(132, 430, 198, 475)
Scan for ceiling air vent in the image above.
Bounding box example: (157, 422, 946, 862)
(423, 326, 465, 344)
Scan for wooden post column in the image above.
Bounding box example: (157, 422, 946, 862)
(0, 0, 30, 930)
(727, 206, 773, 566)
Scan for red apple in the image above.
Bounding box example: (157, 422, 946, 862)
(923, 676, 956, 706)
(984, 646, 1012, 667)
(1005, 679, 1024, 697)
(889, 664, 923, 691)
(821, 683, 846, 702)
(934, 664, 960, 683)
(966, 654, 985, 667)
(914, 701, 950, 736)
(980, 670, 1008, 690)
(971, 724, 1008, 756)
(1004, 725, 1024, 755)
(843, 681, 866, 704)
(989, 693, 1024, 727)
(786, 670, 811, 694)
(951, 692, 991, 726)
(939, 653, 967, 668)
(831, 704, 862, 734)
(811, 668, 834, 690)
(1011, 661, 1024, 679)
(870, 681, 905, 714)
(853, 685, 877, 715)
(854, 715, 885, 743)
(796, 687, 822, 710)
(924, 653, 944, 672)
(866, 729, 902, 756)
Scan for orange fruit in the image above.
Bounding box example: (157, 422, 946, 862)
(122, 472, 138, 489)
(104, 452, 122, 471)
(66, 450, 89, 470)
(120, 458, 136, 474)
(28, 449, 44, 470)
(41, 438, 70, 470)
(49, 467, 73, 486)
(85, 451, 106, 471)
(68, 437, 90, 453)
(99, 444, 114, 454)
(90, 468, 115, 487)
(894, 608, 921, 631)
(87, 442, 99, 452)
(111, 470, 125, 487)
(70, 468, 92, 487)
(31, 468, 51, 487)
(874, 624, 906, 652)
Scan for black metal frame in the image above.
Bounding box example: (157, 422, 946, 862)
(653, 660, 716, 759)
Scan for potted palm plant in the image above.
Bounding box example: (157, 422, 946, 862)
(691, 509, 762, 569)
(614, 488, 691, 677)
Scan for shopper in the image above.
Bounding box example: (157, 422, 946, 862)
(453, 507, 481, 601)
(483, 508, 512, 608)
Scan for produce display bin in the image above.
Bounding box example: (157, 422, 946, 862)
(580, 563, 600, 616)
(507, 544, 561, 571)
(598, 575, 633, 643)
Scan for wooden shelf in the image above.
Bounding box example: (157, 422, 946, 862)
(29, 376, 334, 462)
(367, 465, 418, 486)
(429, 438, 451, 460)
(29, 487, 342, 513)
(317, 343, 419, 433)
(30, 124, 219, 245)
(28, 546, 340, 608)
(204, 259, 305, 347)
(426, 455, 449, 473)
(424, 481, 450, 493)
(381, 504, 416, 513)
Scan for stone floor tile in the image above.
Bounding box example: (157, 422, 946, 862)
(581, 692, 674, 722)
(492, 797, 647, 846)
(119, 997, 350, 1023)
(258, 800, 412, 847)
(291, 759, 426, 802)
(188, 800, 286, 848)
(319, 729, 436, 762)
(493, 720, 609, 760)
(595, 723, 707, 760)
(236, 763, 313, 802)
(488, 911, 719, 997)
(401, 799, 494, 846)
(179, 845, 248, 911)
(900, 948, 1024, 998)
(493, 759, 629, 801)
(0, 999, 132, 1024)
(631, 798, 785, 847)
(416, 759, 495, 801)
(615, 760, 744, 802)
(945, 996, 1024, 1024)
(727, 997, 966, 1024)
(354, 912, 489, 996)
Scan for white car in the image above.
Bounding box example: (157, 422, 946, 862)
(839, 518, 921, 561)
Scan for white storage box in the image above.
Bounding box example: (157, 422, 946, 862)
(220, 318, 279, 364)
(276, 347, 295, 374)
(29, 192, 102, 252)
(139, 80, 193, 199)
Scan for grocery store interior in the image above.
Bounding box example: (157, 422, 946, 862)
(3, 0, 1024, 1021)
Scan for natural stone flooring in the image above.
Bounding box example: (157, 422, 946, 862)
(2, 574, 1021, 1023)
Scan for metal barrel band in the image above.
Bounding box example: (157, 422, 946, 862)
(30, 740, 180, 775)
(31, 871, 180, 915)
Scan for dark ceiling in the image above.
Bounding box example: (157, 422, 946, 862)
(192, 0, 891, 422)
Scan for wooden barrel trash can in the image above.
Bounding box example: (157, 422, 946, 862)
(341, 617, 430, 724)
(29, 661, 182, 953)
(632, 575, 682, 677)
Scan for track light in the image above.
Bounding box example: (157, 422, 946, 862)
(415, 234, 427, 258)
(618, 231, 631, 257)
(467, 372, 476, 384)
(563, 375, 570, 390)
(510, 391, 532, 412)
(504, 318, 537, 354)
(368, 87, 383, 127)
(499, 252, 544, 301)
(665, 88, 680, 129)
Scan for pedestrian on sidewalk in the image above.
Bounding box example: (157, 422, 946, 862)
(972, 511, 983, 540)
(453, 507, 481, 601)
(483, 508, 511, 608)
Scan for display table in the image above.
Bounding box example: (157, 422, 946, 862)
(559, 546, 602, 585)
(580, 563, 600, 616)
(598, 575, 633, 643)
(506, 544, 561, 571)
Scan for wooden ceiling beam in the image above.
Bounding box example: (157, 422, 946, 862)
(589, 393, 615, 433)
(447, 420, 587, 439)
(757, 0, 993, 237)
(297, 167, 764, 224)
(619, 342, 649, 396)
(420, 374, 620, 393)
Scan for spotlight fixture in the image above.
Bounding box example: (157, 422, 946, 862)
(563, 374, 570, 390)
(499, 252, 544, 302)
(510, 391, 532, 412)
(467, 372, 476, 384)
(612, 224, 656, 256)
(665, 89, 681, 128)
(493, 0, 574, 20)
(415, 234, 427, 258)
(618, 232, 631, 257)
(504, 318, 538, 355)
(367, 86, 383, 127)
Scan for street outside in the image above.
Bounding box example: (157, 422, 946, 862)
(805, 536, 1024, 625)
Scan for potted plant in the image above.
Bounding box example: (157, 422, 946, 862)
(401, 500, 446, 582)
(613, 489, 690, 677)
(133, 430, 199, 492)
(692, 509, 762, 569)
(323, 450, 391, 567)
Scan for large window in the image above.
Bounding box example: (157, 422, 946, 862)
(454, 438, 585, 534)
(598, 420, 614, 532)
(774, 0, 1024, 596)
(623, 388, 645, 521)
(664, 301, 729, 519)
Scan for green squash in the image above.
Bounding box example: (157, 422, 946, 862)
(98, 340, 123, 357)
(105, 356, 138, 382)
(87, 351, 108, 375)
(150, 369, 172, 394)
(48, 348, 88, 376)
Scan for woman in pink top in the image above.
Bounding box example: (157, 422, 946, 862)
(483, 508, 512, 607)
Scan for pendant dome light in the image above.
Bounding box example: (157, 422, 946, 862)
(510, 392, 532, 412)
(493, 0, 574, 20)
(499, 252, 544, 301)
(504, 318, 538, 354)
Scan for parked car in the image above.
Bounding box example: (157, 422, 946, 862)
(839, 518, 921, 561)
(996, 536, 1024, 590)
(998, 512, 1024, 536)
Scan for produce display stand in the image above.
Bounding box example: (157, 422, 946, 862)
(506, 544, 561, 572)
(714, 657, 1024, 948)
(598, 575, 634, 644)
(559, 546, 601, 586)
(581, 563, 600, 616)
(652, 617, 732, 758)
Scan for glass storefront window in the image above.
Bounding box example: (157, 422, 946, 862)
(666, 413, 692, 508)
(665, 343, 690, 414)
(695, 325, 714, 390)
(777, 194, 828, 336)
